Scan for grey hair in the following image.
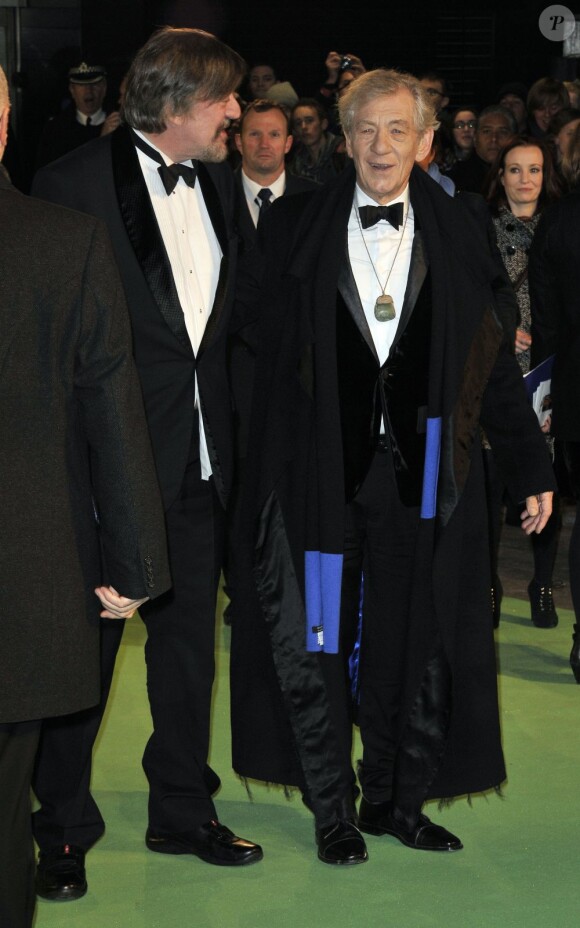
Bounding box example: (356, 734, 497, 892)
(123, 26, 246, 134)
(338, 68, 440, 137)
(477, 104, 518, 136)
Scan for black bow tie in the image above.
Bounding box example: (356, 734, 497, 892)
(157, 161, 197, 195)
(358, 202, 404, 230)
(131, 129, 197, 195)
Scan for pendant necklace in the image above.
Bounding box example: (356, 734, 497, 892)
(355, 204, 409, 322)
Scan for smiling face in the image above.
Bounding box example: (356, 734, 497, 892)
(344, 89, 433, 204)
(236, 106, 292, 181)
(500, 145, 543, 216)
(156, 92, 241, 163)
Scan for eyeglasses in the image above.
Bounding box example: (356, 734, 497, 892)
(453, 120, 476, 130)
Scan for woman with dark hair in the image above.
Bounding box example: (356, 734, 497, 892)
(449, 106, 478, 164)
(483, 137, 563, 627)
(527, 77, 570, 138)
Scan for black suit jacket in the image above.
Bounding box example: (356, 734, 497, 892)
(0, 169, 170, 723)
(233, 166, 318, 254)
(32, 125, 238, 509)
(529, 191, 580, 442)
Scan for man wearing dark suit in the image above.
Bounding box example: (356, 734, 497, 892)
(232, 99, 318, 253)
(31, 27, 262, 901)
(0, 66, 170, 928)
(230, 69, 556, 866)
(225, 100, 319, 622)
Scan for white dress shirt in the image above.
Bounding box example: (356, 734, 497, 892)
(134, 130, 223, 480)
(77, 109, 106, 127)
(348, 184, 414, 366)
(241, 170, 286, 227)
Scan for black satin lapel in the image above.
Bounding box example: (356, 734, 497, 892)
(197, 163, 229, 255)
(112, 126, 190, 350)
(337, 254, 379, 363)
(392, 230, 429, 348)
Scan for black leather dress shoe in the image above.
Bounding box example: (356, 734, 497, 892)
(358, 798, 463, 852)
(316, 819, 368, 865)
(145, 820, 263, 866)
(35, 844, 87, 901)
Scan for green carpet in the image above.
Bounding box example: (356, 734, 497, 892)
(35, 593, 579, 928)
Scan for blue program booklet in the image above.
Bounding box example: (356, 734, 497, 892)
(523, 354, 555, 427)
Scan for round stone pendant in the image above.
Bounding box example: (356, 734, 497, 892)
(374, 294, 396, 322)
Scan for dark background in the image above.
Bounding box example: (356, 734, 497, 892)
(3, 0, 579, 187)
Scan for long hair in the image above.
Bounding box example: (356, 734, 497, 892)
(483, 136, 562, 215)
(123, 27, 246, 134)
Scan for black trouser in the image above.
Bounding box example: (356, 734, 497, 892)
(320, 451, 421, 808)
(32, 460, 226, 849)
(0, 721, 41, 928)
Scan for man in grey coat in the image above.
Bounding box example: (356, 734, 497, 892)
(0, 65, 171, 928)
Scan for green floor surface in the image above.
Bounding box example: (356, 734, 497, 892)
(35, 595, 579, 928)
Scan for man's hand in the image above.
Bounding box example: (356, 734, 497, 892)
(520, 491, 553, 535)
(95, 586, 149, 618)
(100, 112, 122, 136)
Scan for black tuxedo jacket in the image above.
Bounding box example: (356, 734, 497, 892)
(32, 125, 239, 509)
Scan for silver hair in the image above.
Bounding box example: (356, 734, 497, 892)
(338, 69, 440, 137)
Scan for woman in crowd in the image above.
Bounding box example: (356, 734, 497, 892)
(559, 121, 580, 192)
(527, 77, 570, 138)
(547, 107, 580, 168)
(449, 106, 478, 165)
(483, 136, 563, 627)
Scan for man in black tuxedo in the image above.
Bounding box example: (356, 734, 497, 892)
(31, 27, 262, 901)
(0, 66, 170, 928)
(231, 69, 556, 866)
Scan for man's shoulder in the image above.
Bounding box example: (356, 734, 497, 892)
(1, 183, 106, 269)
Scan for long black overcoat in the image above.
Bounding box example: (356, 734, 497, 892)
(230, 164, 556, 815)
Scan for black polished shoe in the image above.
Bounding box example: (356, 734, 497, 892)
(35, 844, 87, 901)
(570, 624, 580, 683)
(316, 819, 368, 865)
(145, 820, 263, 866)
(358, 798, 463, 852)
(528, 579, 558, 628)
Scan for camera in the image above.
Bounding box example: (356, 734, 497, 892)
(339, 55, 353, 72)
